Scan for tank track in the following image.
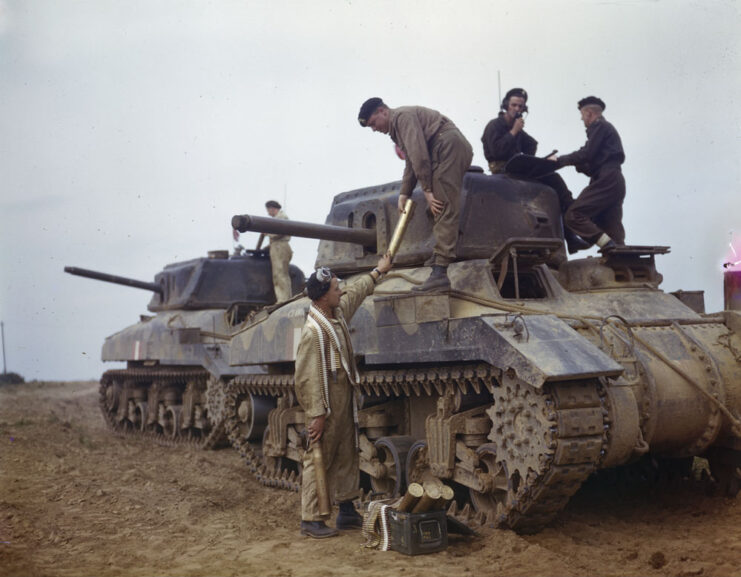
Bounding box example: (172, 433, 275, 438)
(485, 379, 606, 533)
(224, 374, 302, 491)
(99, 367, 226, 449)
(222, 365, 608, 533)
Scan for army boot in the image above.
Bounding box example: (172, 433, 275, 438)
(596, 233, 618, 254)
(412, 265, 450, 292)
(564, 229, 591, 254)
(300, 520, 339, 539)
(335, 501, 363, 530)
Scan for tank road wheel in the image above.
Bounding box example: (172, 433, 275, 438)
(99, 373, 122, 430)
(132, 401, 148, 432)
(370, 436, 415, 497)
(161, 406, 182, 439)
(405, 440, 438, 487)
(236, 394, 274, 441)
(469, 443, 509, 519)
(485, 380, 605, 533)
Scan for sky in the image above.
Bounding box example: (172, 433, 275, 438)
(1, 0, 740, 381)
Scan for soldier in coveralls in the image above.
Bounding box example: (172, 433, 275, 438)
(358, 97, 472, 292)
(263, 200, 294, 302)
(549, 96, 626, 253)
(232, 200, 294, 302)
(296, 252, 393, 539)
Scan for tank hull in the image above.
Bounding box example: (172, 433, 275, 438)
(219, 177, 741, 533)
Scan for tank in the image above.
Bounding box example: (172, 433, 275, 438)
(220, 167, 741, 533)
(65, 247, 305, 448)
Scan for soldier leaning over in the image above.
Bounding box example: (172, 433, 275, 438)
(358, 97, 473, 292)
(296, 252, 393, 539)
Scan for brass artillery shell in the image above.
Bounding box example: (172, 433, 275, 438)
(434, 484, 455, 510)
(411, 482, 442, 513)
(396, 482, 425, 512)
(388, 198, 415, 259)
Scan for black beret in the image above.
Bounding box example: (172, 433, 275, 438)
(265, 200, 281, 209)
(358, 97, 384, 126)
(306, 268, 335, 300)
(578, 96, 606, 111)
(504, 88, 528, 102)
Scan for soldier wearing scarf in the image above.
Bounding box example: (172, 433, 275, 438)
(296, 252, 392, 538)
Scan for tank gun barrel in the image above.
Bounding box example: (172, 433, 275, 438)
(64, 266, 164, 295)
(231, 214, 377, 248)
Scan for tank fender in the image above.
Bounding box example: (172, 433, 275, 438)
(367, 311, 623, 389)
(477, 315, 624, 388)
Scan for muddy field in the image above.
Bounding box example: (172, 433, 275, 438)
(1, 380, 740, 577)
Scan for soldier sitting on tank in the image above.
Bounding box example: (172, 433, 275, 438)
(482, 87, 590, 254)
(547, 96, 626, 254)
(233, 200, 294, 302)
(296, 252, 393, 539)
(358, 97, 473, 292)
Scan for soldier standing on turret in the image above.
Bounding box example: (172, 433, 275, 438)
(262, 200, 294, 302)
(358, 97, 473, 292)
(233, 200, 294, 302)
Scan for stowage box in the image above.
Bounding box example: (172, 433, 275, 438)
(387, 509, 448, 556)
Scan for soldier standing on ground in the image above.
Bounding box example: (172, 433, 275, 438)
(358, 98, 473, 292)
(548, 96, 626, 254)
(296, 252, 393, 539)
(481, 87, 589, 254)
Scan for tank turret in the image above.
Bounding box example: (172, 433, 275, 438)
(66, 250, 305, 312)
(233, 168, 567, 274)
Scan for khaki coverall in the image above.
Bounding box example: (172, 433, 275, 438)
(389, 106, 473, 267)
(268, 209, 293, 302)
(295, 274, 376, 522)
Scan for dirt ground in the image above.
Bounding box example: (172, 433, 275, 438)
(1, 381, 740, 577)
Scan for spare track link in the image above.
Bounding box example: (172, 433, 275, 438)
(99, 367, 219, 448)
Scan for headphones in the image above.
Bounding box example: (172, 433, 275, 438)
(501, 88, 529, 113)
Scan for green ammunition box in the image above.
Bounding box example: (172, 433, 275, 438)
(387, 508, 448, 556)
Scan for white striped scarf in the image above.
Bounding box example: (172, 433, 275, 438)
(307, 304, 360, 416)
